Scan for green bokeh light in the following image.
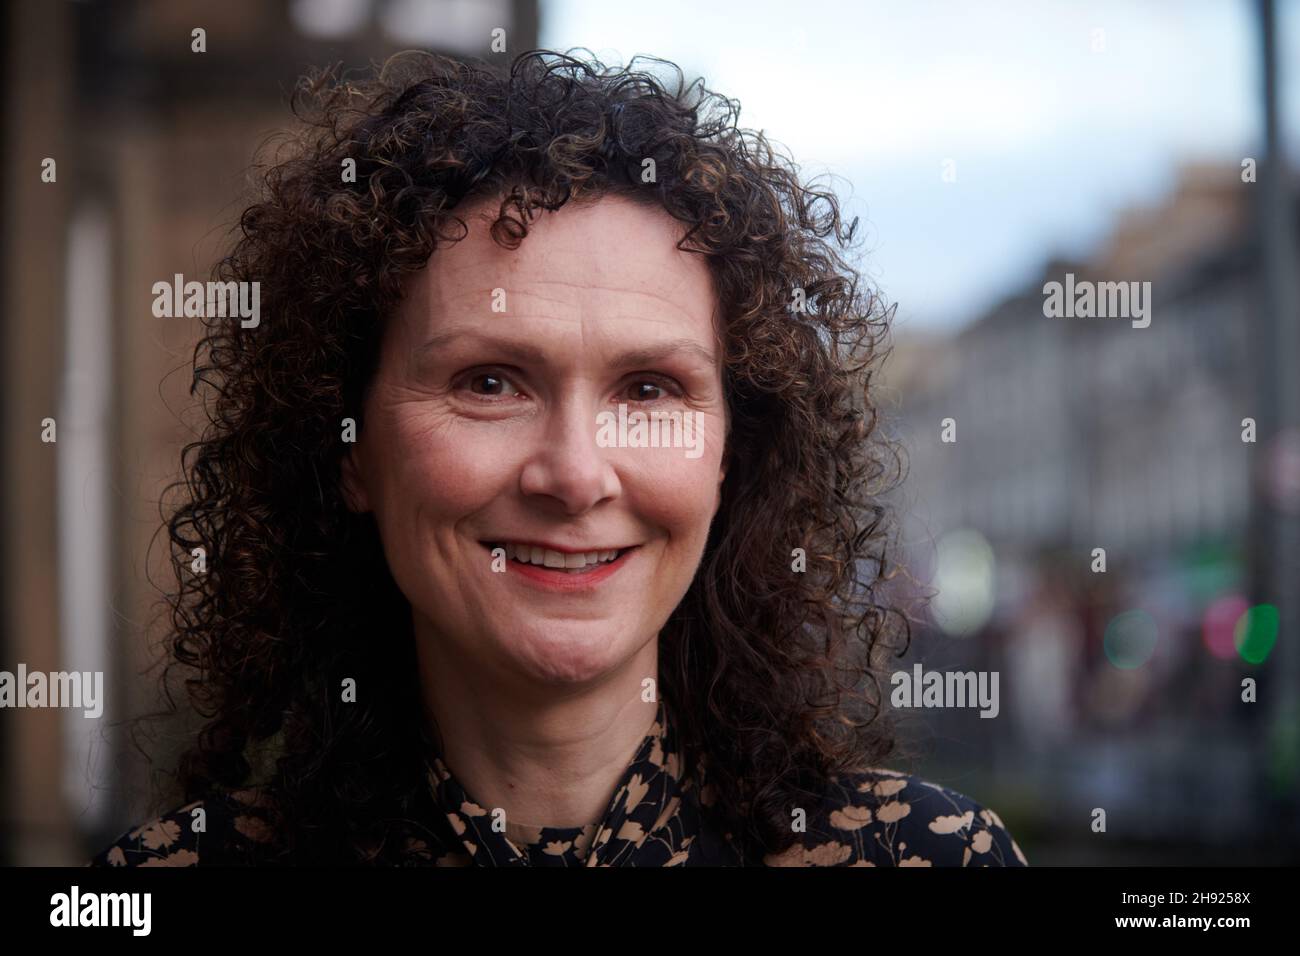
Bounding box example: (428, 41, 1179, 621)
(1234, 603, 1279, 665)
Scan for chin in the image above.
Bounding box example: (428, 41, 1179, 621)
(502, 623, 641, 686)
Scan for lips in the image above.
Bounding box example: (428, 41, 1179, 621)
(483, 541, 635, 572)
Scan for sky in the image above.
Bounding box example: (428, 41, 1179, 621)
(539, 0, 1300, 332)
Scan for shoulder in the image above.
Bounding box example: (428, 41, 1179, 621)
(762, 768, 1029, 867)
(88, 788, 278, 867)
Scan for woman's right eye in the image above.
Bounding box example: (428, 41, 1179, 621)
(459, 370, 523, 399)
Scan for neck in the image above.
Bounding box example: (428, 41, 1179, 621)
(414, 619, 661, 830)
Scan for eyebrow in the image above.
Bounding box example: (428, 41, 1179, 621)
(412, 330, 718, 370)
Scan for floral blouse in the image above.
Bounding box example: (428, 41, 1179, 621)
(89, 699, 1028, 867)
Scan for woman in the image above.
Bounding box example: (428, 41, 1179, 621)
(92, 49, 1027, 867)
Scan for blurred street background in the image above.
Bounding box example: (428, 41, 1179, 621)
(2, 0, 1297, 864)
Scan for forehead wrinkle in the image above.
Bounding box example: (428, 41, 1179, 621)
(410, 323, 720, 373)
(514, 283, 713, 330)
(415, 286, 713, 352)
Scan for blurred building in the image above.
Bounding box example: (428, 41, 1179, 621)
(1, 0, 538, 866)
(895, 165, 1258, 559)
(885, 163, 1300, 860)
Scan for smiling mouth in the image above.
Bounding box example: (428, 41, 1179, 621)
(482, 541, 638, 573)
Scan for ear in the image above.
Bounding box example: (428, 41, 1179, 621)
(340, 446, 371, 513)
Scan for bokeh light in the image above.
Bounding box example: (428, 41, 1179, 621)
(1103, 609, 1160, 669)
(929, 528, 996, 638)
(1234, 603, 1279, 665)
(1203, 593, 1250, 660)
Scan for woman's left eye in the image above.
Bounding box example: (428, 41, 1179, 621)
(459, 371, 522, 398)
(623, 379, 677, 402)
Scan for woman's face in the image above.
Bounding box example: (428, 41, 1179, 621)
(342, 193, 728, 688)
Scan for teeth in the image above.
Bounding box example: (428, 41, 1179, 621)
(495, 543, 623, 569)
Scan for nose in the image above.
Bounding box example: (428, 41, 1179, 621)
(518, 399, 620, 515)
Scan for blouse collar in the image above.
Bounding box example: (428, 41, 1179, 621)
(422, 697, 739, 866)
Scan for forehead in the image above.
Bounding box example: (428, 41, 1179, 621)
(399, 193, 719, 342)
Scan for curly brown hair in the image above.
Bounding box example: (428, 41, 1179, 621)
(145, 47, 912, 863)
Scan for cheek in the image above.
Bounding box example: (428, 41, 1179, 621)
(367, 407, 526, 530)
(622, 423, 726, 548)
